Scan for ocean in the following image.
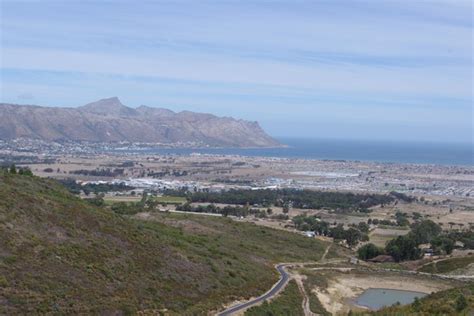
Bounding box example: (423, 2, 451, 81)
(123, 138, 473, 166)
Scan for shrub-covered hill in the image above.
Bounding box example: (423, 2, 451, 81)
(0, 173, 327, 314)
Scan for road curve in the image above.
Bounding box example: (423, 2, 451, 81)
(217, 264, 290, 316)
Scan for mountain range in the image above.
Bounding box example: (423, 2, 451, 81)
(0, 97, 280, 147)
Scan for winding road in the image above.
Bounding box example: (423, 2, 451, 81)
(217, 244, 334, 316)
(217, 264, 290, 316)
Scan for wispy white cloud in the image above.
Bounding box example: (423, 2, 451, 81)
(3, 46, 470, 97)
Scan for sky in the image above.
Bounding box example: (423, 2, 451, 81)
(0, 0, 472, 143)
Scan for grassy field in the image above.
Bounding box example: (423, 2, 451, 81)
(324, 243, 353, 260)
(419, 256, 474, 274)
(103, 195, 141, 203)
(0, 172, 327, 315)
(368, 234, 393, 248)
(369, 228, 409, 248)
(153, 195, 187, 204)
(245, 280, 304, 316)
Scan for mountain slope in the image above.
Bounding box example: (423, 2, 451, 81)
(0, 172, 325, 314)
(0, 97, 280, 147)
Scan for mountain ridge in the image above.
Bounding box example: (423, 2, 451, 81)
(0, 97, 281, 148)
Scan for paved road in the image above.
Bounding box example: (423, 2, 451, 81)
(217, 264, 290, 316)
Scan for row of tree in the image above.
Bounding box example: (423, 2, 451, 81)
(69, 168, 124, 177)
(176, 202, 269, 218)
(1, 164, 33, 176)
(182, 189, 396, 213)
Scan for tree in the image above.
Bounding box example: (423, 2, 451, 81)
(455, 294, 467, 312)
(431, 236, 455, 255)
(299, 222, 311, 231)
(330, 224, 346, 240)
(87, 194, 105, 207)
(18, 167, 33, 176)
(282, 203, 290, 214)
(207, 203, 217, 213)
(357, 243, 382, 260)
(313, 221, 330, 236)
(145, 198, 159, 210)
(141, 192, 148, 203)
(292, 215, 307, 229)
(344, 228, 363, 247)
(180, 202, 192, 212)
(9, 164, 16, 174)
(385, 235, 421, 262)
(410, 220, 442, 244)
(412, 297, 421, 312)
(412, 212, 422, 220)
(395, 213, 410, 227)
(357, 222, 369, 233)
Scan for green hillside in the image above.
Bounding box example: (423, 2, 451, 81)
(0, 172, 327, 314)
(245, 280, 304, 316)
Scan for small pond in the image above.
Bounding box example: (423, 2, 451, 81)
(355, 288, 428, 310)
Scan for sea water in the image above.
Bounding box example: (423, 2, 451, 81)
(116, 138, 473, 166)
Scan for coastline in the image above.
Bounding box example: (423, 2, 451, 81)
(0, 137, 472, 167)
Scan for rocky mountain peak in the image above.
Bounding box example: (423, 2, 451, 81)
(79, 97, 137, 116)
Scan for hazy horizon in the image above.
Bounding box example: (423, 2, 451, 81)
(1, 1, 472, 144)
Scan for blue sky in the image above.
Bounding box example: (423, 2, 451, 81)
(0, 0, 472, 143)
